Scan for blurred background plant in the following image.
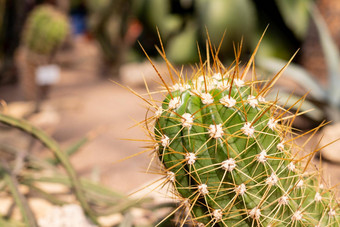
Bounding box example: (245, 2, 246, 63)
(0, 0, 316, 84)
(257, 3, 340, 163)
(18, 4, 69, 106)
(0, 111, 177, 226)
(83, 0, 309, 72)
(257, 6, 340, 125)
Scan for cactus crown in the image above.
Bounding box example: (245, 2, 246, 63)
(23, 5, 69, 55)
(133, 34, 339, 226)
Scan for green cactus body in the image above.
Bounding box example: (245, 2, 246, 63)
(23, 5, 69, 56)
(152, 67, 339, 226)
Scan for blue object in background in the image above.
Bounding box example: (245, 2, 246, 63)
(70, 13, 87, 35)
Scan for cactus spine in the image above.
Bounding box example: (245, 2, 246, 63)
(139, 36, 340, 226)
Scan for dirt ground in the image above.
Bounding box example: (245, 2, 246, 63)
(1, 37, 340, 198)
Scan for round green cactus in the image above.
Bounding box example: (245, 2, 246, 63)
(143, 39, 340, 226)
(23, 5, 69, 55)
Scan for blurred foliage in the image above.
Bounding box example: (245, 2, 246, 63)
(84, 0, 314, 72)
(85, 0, 132, 76)
(0, 112, 177, 226)
(274, 0, 311, 39)
(0, 0, 316, 81)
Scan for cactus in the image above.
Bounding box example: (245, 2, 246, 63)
(134, 34, 340, 227)
(22, 5, 69, 56)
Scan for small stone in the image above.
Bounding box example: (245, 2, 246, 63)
(38, 204, 97, 227)
(318, 122, 340, 163)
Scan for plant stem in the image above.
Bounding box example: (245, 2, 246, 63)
(0, 113, 99, 225)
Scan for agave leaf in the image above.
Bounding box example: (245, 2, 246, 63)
(275, 0, 312, 39)
(311, 6, 340, 107)
(257, 56, 327, 101)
